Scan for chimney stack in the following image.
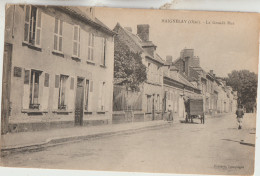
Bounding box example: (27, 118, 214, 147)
(166, 55, 173, 64)
(137, 24, 150, 41)
(124, 27, 132, 32)
(210, 70, 214, 75)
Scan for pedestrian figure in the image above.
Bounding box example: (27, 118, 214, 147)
(236, 105, 244, 129)
(184, 97, 191, 123)
(168, 104, 173, 123)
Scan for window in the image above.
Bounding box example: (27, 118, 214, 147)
(54, 18, 63, 52)
(24, 5, 42, 46)
(88, 33, 94, 61)
(182, 60, 185, 72)
(98, 82, 105, 111)
(101, 38, 106, 66)
(29, 70, 41, 109)
(73, 25, 80, 57)
(147, 95, 152, 113)
(157, 94, 160, 111)
(58, 75, 68, 110)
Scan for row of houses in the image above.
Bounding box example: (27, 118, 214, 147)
(112, 23, 238, 123)
(1, 5, 237, 133)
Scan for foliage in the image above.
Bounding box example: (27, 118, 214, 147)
(114, 37, 147, 91)
(226, 70, 258, 112)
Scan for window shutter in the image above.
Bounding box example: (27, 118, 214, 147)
(24, 69, 30, 84)
(73, 26, 78, 56)
(89, 80, 93, 92)
(70, 77, 74, 90)
(55, 75, 60, 88)
(78, 28, 80, 57)
(54, 18, 58, 50)
(91, 34, 94, 61)
(44, 73, 49, 87)
(35, 9, 41, 46)
(24, 5, 31, 42)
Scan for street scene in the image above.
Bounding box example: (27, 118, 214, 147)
(1, 113, 256, 175)
(1, 5, 259, 176)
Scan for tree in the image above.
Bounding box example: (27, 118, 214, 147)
(114, 37, 147, 91)
(226, 70, 257, 112)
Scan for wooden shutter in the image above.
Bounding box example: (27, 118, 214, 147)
(24, 5, 31, 42)
(73, 26, 78, 56)
(78, 28, 80, 57)
(98, 82, 103, 110)
(55, 75, 60, 88)
(44, 73, 49, 87)
(24, 69, 30, 84)
(35, 9, 41, 46)
(54, 18, 58, 50)
(59, 20, 63, 52)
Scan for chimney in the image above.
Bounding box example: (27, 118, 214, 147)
(124, 27, 132, 32)
(137, 24, 150, 41)
(210, 70, 214, 75)
(166, 55, 173, 64)
(192, 56, 200, 67)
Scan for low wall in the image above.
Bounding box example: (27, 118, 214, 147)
(113, 111, 163, 124)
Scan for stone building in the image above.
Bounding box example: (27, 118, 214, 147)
(112, 23, 164, 122)
(172, 48, 238, 116)
(163, 56, 202, 120)
(2, 5, 115, 133)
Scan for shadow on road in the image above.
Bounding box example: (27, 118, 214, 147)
(221, 139, 255, 147)
(179, 120, 202, 124)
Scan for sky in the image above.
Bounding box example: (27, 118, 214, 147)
(95, 7, 259, 77)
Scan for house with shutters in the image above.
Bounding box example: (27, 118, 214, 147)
(2, 5, 115, 133)
(112, 23, 165, 122)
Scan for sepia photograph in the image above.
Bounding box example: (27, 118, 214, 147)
(0, 4, 259, 175)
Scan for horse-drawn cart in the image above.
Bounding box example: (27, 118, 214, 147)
(185, 97, 205, 124)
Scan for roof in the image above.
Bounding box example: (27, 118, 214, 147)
(56, 6, 116, 36)
(114, 23, 164, 65)
(167, 70, 198, 89)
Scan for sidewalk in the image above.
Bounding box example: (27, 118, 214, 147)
(1, 120, 173, 154)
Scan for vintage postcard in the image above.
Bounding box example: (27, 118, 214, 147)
(0, 5, 259, 175)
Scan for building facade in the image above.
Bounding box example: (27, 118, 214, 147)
(163, 57, 202, 120)
(2, 5, 115, 133)
(113, 23, 164, 121)
(172, 48, 238, 117)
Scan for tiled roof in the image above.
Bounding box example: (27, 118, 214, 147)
(57, 6, 115, 35)
(115, 23, 164, 65)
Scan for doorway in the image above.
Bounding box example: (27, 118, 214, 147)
(75, 77, 84, 126)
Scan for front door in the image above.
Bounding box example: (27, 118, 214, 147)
(75, 77, 84, 126)
(1, 43, 12, 134)
(152, 95, 155, 120)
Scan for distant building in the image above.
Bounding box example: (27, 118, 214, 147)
(2, 5, 115, 133)
(172, 48, 237, 116)
(163, 56, 201, 120)
(113, 23, 164, 121)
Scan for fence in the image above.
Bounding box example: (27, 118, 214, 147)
(113, 85, 142, 111)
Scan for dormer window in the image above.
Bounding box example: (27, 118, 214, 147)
(182, 60, 185, 73)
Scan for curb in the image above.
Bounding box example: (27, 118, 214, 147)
(1, 123, 171, 156)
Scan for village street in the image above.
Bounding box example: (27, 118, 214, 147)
(1, 113, 256, 175)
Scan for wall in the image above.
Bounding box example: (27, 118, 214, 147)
(4, 5, 114, 129)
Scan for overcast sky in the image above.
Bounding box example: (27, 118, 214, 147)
(95, 7, 259, 77)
